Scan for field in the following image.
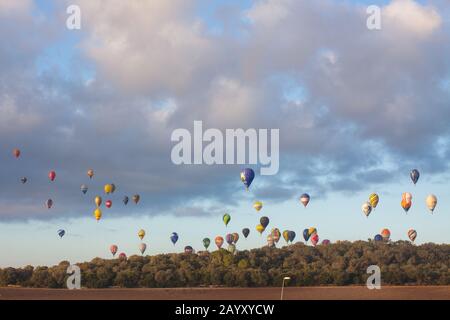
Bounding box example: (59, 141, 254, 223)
(0, 286, 449, 300)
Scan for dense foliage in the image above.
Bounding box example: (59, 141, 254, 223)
(1, 241, 448, 288)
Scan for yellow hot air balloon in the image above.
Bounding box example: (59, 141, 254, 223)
(426, 194, 437, 213)
(94, 196, 102, 207)
(253, 201, 263, 212)
(308, 227, 317, 237)
(369, 193, 379, 209)
(138, 229, 146, 240)
(94, 208, 102, 221)
(104, 184, 113, 194)
(256, 224, 265, 235)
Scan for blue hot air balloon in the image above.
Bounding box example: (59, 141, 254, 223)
(240, 168, 255, 190)
(410, 169, 420, 185)
(303, 228, 310, 242)
(374, 234, 383, 242)
(288, 230, 296, 243)
(57, 229, 65, 238)
(170, 232, 179, 245)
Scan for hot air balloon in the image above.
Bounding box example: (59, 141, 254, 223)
(228, 244, 236, 254)
(139, 243, 147, 255)
(104, 184, 113, 194)
(271, 228, 281, 243)
(402, 192, 412, 203)
(48, 170, 56, 181)
(20, 177, 27, 184)
(410, 169, 420, 185)
(311, 233, 319, 246)
(426, 194, 437, 213)
(81, 184, 88, 194)
(283, 230, 290, 243)
(215, 236, 224, 249)
(226, 233, 234, 245)
(138, 229, 146, 240)
(170, 232, 179, 245)
(46, 199, 53, 209)
(380, 228, 390, 242)
(242, 228, 250, 239)
(87, 169, 94, 179)
(407, 229, 417, 242)
(132, 194, 140, 204)
(288, 230, 296, 243)
(110, 245, 118, 257)
(374, 234, 383, 242)
(300, 193, 310, 207)
(118, 252, 127, 260)
(256, 224, 265, 235)
(401, 199, 412, 213)
(308, 227, 317, 237)
(369, 193, 379, 209)
(322, 239, 330, 245)
(260, 216, 269, 229)
(184, 246, 193, 254)
(203, 238, 211, 250)
(223, 213, 231, 227)
(13, 149, 21, 158)
(57, 229, 65, 238)
(240, 168, 255, 190)
(110, 184, 116, 193)
(94, 208, 102, 221)
(123, 196, 129, 205)
(94, 196, 102, 207)
(232, 232, 239, 244)
(267, 234, 274, 247)
(253, 201, 263, 211)
(362, 202, 372, 218)
(105, 200, 112, 208)
(303, 229, 310, 242)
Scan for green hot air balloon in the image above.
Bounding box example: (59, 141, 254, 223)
(203, 238, 211, 250)
(223, 213, 231, 227)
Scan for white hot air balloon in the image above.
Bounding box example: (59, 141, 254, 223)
(361, 202, 372, 218)
(426, 194, 437, 213)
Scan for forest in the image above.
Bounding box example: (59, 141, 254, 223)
(1, 241, 448, 288)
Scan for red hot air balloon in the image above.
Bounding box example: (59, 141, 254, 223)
(105, 200, 112, 208)
(110, 245, 118, 257)
(13, 149, 21, 158)
(48, 170, 56, 181)
(311, 233, 319, 246)
(118, 253, 127, 261)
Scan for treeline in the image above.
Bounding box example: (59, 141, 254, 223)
(1, 241, 449, 288)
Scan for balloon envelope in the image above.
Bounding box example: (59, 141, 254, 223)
(110, 245, 118, 256)
(46, 199, 53, 209)
(407, 229, 417, 242)
(203, 238, 211, 250)
(81, 184, 88, 194)
(374, 234, 383, 242)
(95, 196, 102, 207)
(139, 243, 147, 255)
(225, 233, 234, 245)
(253, 201, 263, 211)
(426, 194, 437, 212)
(170, 232, 179, 245)
(94, 208, 102, 221)
(57, 229, 65, 238)
(410, 169, 420, 185)
(288, 230, 296, 243)
(303, 229, 310, 241)
(184, 246, 194, 254)
(311, 233, 319, 246)
(215, 236, 224, 249)
(242, 228, 250, 238)
(260, 216, 269, 228)
(132, 194, 140, 204)
(138, 229, 146, 240)
(283, 230, 290, 243)
(240, 168, 255, 189)
(362, 202, 372, 217)
(105, 200, 112, 208)
(20, 177, 27, 184)
(87, 169, 94, 179)
(256, 224, 265, 234)
(48, 171, 56, 181)
(381, 228, 390, 241)
(300, 193, 310, 207)
(13, 149, 21, 158)
(223, 213, 231, 226)
(369, 193, 379, 209)
(123, 196, 129, 205)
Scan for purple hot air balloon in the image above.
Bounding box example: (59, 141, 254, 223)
(322, 239, 331, 245)
(226, 233, 234, 245)
(240, 168, 255, 190)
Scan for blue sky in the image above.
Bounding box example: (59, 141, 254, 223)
(0, 0, 449, 267)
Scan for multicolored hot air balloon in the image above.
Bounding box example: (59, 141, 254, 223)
(283, 230, 290, 243)
(226, 233, 234, 245)
(94, 208, 102, 221)
(311, 233, 319, 246)
(374, 234, 383, 242)
(105, 200, 112, 209)
(57, 229, 65, 238)
(46, 199, 53, 209)
(232, 232, 239, 244)
(362, 202, 372, 218)
(215, 236, 224, 249)
(223, 213, 231, 227)
(13, 149, 21, 158)
(170, 232, 179, 245)
(256, 224, 265, 235)
(369, 193, 379, 209)
(138, 229, 146, 240)
(48, 170, 56, 181)
(242, 228, 250, 239)
(300, 193, 310, 207)
(95, 196, 102, 207)
(87, 169, 94, 179)
(132, 194, 140, 204)
(271, 228, 281, 243)
(260, 216, 269, 229)
(381, 228, 391, 242)
(203, 238, 211, 250)
(426, 194, 437, 213)
(308, 227, 317, 237)
(303, 229, 310, 242)
(410, 169, 420, 185)
(407, 229, 417, 242)
(240, 168, 255, 190)
(110, 245, 118, 257)
(81, 184, 88, 194)
(184, 246, 194, 254)
(253, 201, 263, 212)
(123, 196, 129, 205)
(139, 243, 147, 255)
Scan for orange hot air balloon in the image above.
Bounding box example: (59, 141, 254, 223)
(94, 196, 102, 207)
(215, 236, 224, 249)
(110, 245, 118, 257)
(401, 199, 412, 213)
(13, 149, 21, 158)
(48, 170, 56, 181)
(380, 228, 391, 241)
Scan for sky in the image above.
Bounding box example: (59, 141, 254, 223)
(0, 0, 449, 267)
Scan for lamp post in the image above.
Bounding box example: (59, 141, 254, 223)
(280, 276, 290, 300)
